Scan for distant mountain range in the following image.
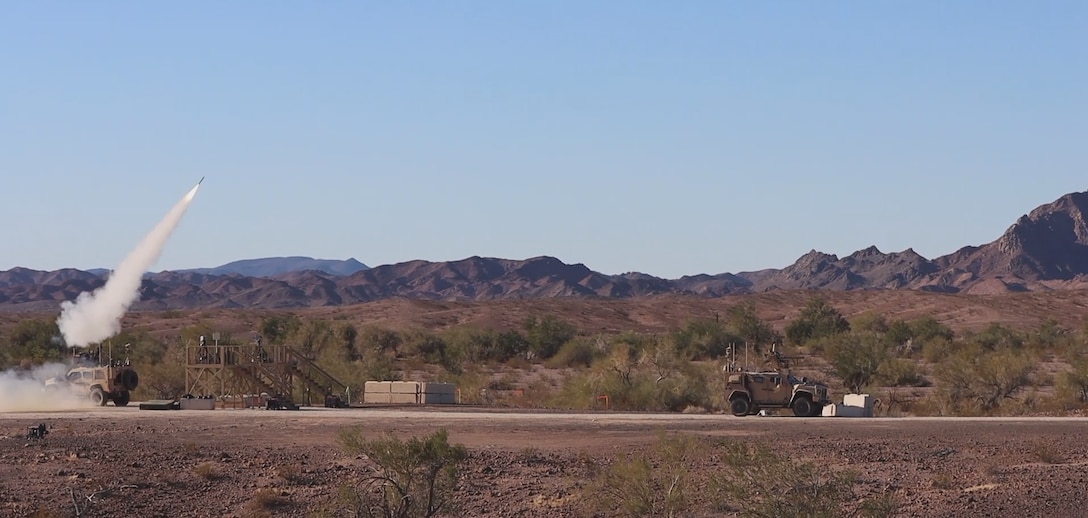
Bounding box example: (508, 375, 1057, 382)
(4, 190, 1088, 310)
(87, 257, 369, 279)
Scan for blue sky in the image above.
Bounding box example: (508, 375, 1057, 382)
(1, 3, 1085, 278)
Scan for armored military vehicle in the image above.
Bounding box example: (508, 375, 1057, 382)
(44, 348, 139, 407)
(724, 347, 830, 417)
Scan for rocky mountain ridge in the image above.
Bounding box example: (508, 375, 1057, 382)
(3, 191, 1088, 310)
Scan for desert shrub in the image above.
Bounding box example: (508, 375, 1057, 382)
(258, 314, 302, 345)
(524, 314, 577, 360)
(921, 337, 956, 364)
(246, 488, 289, 514)
(442, 328, 528, 364)
(1055, 359, 1088, 405)
(727, 302, 779, 354)
(858, 493, 899, 518)
(276, 464, 305, 484)
(360, 326, 403, 355)
(1031, 442, 1065, 464)
(876, 358, 927, 387)
(193, 462, 221, 480)
(585, 431, 698, 518)
(546, 336, 600, 368)
(930, 471, 956, 490)
(336, 428, 467, 518)
(2, 319, 66, 367)
(673, 318, 742, 359)
(713, 441, 858, 518)
(138, 358, 187, 400)
(784, 295, 850, 347)
(851, 312, 890, 334)
(934, 345, 1035, 412)
(552, 343, 712, 412)
(967, 323, 1024, 351)
(828, 331, 889, 393)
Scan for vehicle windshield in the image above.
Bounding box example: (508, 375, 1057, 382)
(788, 374, 801, 385)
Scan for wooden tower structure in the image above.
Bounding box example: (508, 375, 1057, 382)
(185, 337, 346, 407)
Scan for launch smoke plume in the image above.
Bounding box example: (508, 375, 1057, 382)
(0, 363, 91, 412)
(57, 183, 201, 347)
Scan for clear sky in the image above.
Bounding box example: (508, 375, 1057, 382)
(1, 3, 1085, 278)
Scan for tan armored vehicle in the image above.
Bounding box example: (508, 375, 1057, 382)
(45, 352, 139, 407)
(724, 348, 829, 417)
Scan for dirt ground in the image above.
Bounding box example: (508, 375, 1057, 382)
(1, 406, 1085, 518)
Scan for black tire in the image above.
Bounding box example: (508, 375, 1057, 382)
(117, 369, 139, 391)
(792, 395, 814, 417)
(730, 397, 751, 417)
(113, 391, 131, 407)
(90, 387, 107, 406)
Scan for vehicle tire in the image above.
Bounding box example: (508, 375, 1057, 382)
(114, 391, 131, 407)
(90, 387, 107, 406)
(792, 396, 814, 417)
(117, 369, 139, 391)
(730, 397, 751, 417)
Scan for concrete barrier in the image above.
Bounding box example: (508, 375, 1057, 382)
(362, 380, 457, 405)
(420, 382, 457, 404)
(822, 393, 874, 417)
(180, 398, 216, 410)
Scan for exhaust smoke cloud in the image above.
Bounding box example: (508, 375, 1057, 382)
(57, 182, 201, 347)
(0, 363, 92, 412)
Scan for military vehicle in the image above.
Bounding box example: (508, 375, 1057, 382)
(44, 348, 139, 407)
(724, 346, 830, 417)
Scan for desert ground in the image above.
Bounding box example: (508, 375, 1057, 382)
(1, 405, 1086, 517)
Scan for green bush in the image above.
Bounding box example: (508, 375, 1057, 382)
(784, 295, 850, 347)
(876, 358, 927, 387)
(546, 336, 600, 368)
(336, 428, 467, 518)
(585, 432, 698, 517)
(713, 442, 858, 518)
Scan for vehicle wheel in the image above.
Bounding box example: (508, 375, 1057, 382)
(118, 369, 139, 391)
(114, 391, 131, 407)
(90, 387, 107, 406)
(792, 396, 814, 417)
(730, 397, 751, 417)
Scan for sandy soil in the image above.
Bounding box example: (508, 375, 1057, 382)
(1, 406, 1085, 517)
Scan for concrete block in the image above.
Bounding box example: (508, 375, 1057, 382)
(842, 393, 874, 417)
(363, 392, 392, 404)
(420, 382, 456, 395)
(390, 393, 420, 404)
(390, 381, 420, 394)
(365, 381, 391, 393)
(180, 398, 216, 410)
(420, 392, 456, 404)
(821, 404, 869, 417)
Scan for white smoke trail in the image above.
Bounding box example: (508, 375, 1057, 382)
(57, 183, 201, 347)
(0, 363, 92, 412)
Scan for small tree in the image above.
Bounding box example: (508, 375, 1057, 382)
(587, 431, 698, 518)
(713, 441, 858, 518)
(727, 303, 778, 354)
(524, 314, 576, 359)
(785, 296, 850, 347)
(337, 428, 467, 518)
(829, 332, 889, 394)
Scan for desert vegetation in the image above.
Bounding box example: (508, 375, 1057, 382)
(3, 294, 1088, 416)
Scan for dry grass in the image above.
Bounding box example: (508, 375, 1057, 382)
(930, 471, 956, 490)
(276, 464, 305, 484)
(246, 488, 290, 513)
(1031, 442, 1066, 464)
(193, 462, 221, 480)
